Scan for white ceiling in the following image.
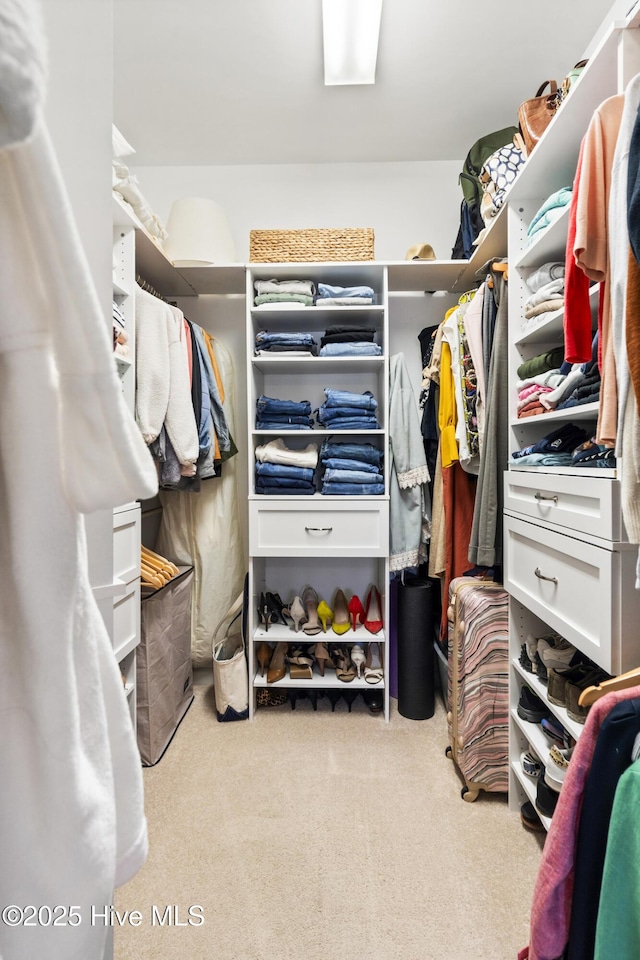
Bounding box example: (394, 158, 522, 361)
(114, 0, 616, 167)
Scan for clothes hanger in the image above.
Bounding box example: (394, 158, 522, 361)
(578, 666, 640, 707)
(136, 273, 170, 302)
(487, 261, 509, 288)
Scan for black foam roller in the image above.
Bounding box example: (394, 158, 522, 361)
(397, 576, 435, 720)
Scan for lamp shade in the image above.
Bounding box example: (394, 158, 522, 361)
(164, 197, 236, 265)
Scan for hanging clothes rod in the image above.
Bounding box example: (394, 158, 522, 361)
(136, 273, 170, 302)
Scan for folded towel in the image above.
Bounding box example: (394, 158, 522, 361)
(254, 278, 315, 296)
(524, 297, 565, 320)
(524, 279, 565, 311)
(254, 293, 314, 307)
(526, 261, 565, 293)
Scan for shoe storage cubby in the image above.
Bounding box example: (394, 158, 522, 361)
(248, 550, 389, 719)
(246, 262, 390, 721)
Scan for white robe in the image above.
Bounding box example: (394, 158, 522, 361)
(0, 3, 158, 956)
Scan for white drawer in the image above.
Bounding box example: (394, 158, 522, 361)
(505, 514, 640, 674)
(505, 471, 623, 542)
(249, 499, 389, 557)
(113, 505, 141, 585)
(113, 579, 140, 662)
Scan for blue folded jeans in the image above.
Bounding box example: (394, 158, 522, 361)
(255, 462, 315, 482)
(319, 342, 381, 357)
(318, 404, 377, 422)
(256, 395, 312, 416)
(320, 418, 380, 430)
(255, 421, 314, 431)
(256, 475, 316, 490)
(323, 457, 381, 473)
(256, 482, 315, 495)
(320, 441, 383, 465)
(321, 481, 384, 495)
(255, 331, 316, 346)
(323, 388, 378, 410)
(317, 282, 376, 301)
(323, 468, 383, 484)
(256, 415, 314, 426)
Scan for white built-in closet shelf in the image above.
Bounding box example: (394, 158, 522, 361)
(252, 429, 385, 437)
(515, 284, 599, 346)
(253, 623, 387, 643)
(251, 306, 384, 320)
(252, 356, 384, 374)
(509, 24, 621, 203)
(249, 494, 389, 501)
(253, 672, 383, 690)
(510, 401, 600, 427)
(112, 276, 130, 297)
(515, 206, 571, 269)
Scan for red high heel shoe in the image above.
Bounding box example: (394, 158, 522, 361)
(363, 586, 383, 634)
(348, 594, 365, 632)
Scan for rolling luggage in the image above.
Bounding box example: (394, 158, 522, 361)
(446, 577, 509, 801)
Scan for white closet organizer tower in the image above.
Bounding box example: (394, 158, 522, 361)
(503, 19, 640, 828)
(246, 262, 390, 720)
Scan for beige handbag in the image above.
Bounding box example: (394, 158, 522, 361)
(212, 579, 249, 722)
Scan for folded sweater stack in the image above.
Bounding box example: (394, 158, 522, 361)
(523, 260, 566, 324)
(254, 278, 315, 308)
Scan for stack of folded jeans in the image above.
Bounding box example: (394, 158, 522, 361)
(317, 282, 376, 305)
(255, 438, 319, 495)
(511, 423, 589, 466)
(255, 395, 314, 430)
(254, 278, 315, 308)
(316, 388, 380, 430)
(319, 323, 381, 357)
(255, 330, 318, 356)
(319, 440, 384, 495)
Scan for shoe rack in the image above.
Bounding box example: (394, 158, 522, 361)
(246, 262, 390, 720)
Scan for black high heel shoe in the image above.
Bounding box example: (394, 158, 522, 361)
(325, 690, 342, 712)
(257, 593, 271, 632)
(266, 592, 289, 625)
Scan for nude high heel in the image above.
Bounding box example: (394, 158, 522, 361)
(331, 589, 351, 635)
(348, 595, 365, 632)
(286, 596, 307, 632)
(301, 586, 323, 636)
(351, 644, 366, 679)
(309, 640, 333, 677)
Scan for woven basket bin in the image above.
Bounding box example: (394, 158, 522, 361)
(249, 227, 375, 263)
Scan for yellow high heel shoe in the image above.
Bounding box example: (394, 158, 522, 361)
(317, 599, 333, 632)
(331, 589, 351, 635)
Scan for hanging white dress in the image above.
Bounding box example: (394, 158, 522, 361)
(0, 3, 158, 956)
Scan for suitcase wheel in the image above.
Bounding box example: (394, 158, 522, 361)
(461, 785, 480, 803)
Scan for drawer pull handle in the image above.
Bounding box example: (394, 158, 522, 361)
(535, 492, 559, 504)
(305, 526, 333, 534)
(535, 567, 558, 585)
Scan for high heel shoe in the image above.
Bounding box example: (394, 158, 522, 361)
(363, 585, 383, 634)
(309, 640, 333, 677)
(334, 647, 356, 682)
(364, 641, 383, 684)
(285, 596, 307, 633)
(257, 593, 272, 632)
(348, 594, 365, 632)
(266, 592, 288, 625)
(256, 641, 272, 677)
(267, 641, 288, 683)
(331, 590, 351, 635)
(317, 599, 333, 632)
(301, 586, 323, 636)
(351, 644, 366, 679)
(287, 646, 314, 679)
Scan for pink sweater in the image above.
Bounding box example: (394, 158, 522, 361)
(519, 684, 640, 960)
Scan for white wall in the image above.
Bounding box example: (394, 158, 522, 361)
(131, 160, 463, 263)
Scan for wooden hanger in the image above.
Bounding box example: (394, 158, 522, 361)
(578, 666, 640, 707)
(487, 261, 509, 288)
(141, 545, 179, 578)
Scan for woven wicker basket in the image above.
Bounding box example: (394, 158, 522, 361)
(249, 227, 375, 263)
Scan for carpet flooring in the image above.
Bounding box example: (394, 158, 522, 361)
(115, 686, 543, 960)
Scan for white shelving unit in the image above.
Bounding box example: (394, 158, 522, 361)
(246, 262, 390, 720)
(504, 20, 640, 830)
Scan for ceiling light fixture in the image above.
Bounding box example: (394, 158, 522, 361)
(322, 0, 383, 86)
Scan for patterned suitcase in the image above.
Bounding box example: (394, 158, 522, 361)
(446, 577, 509, 801)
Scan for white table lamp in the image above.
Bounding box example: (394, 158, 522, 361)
(164, 197, 236, 265)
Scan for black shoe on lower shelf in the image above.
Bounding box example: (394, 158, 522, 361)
(520, 800, 545, 832)
(517, 686, 552, 723)
(535, 768, 559, 818)
(363, 690, 384, 714)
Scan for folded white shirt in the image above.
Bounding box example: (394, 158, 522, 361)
(255, 438, 319, 468)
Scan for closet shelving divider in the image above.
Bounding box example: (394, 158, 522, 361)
(246, 262, 390, 720)
(504, 19, 640, 829)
